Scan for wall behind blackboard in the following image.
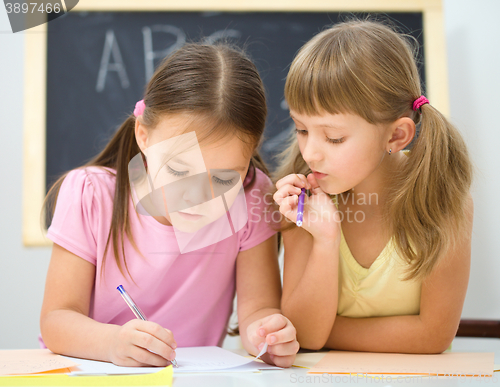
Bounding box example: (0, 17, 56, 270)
(24, 0, 448, 246)
(45, 11, 424, 189)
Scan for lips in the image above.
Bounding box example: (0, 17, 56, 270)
(312, 170, 328, 180)
(177, 211, 203, 221)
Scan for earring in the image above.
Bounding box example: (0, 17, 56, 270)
(388, 148, 392, 155)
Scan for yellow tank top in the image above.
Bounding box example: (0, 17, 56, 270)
(337, 227, 422, 318)
(335, 149, 452, 351)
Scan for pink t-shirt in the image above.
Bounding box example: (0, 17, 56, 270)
(43, 166, 277, 348)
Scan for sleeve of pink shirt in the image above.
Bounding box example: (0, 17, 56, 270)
(46, 168, 99, 265)
(239, 168, 279, 251)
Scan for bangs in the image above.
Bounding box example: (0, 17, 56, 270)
(189, 112, 257, 154)
(285, 40, 351, 116)
(284, 26, 398, 124)
(167, 111, 256, 157)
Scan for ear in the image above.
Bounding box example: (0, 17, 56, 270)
(386, 117, 416, 153)
(134, 117, 149, 152)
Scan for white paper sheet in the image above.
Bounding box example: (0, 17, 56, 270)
(255, 342, 268, 360)
(64, 346, 281, 375)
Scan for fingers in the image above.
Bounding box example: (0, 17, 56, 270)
(248, 314, 299, 368)
(273, 184, 302, 206)
(259, 314, 289, 341)
(307, 173, 324, 195)
(278, 195, 299, 222)
(275, 174, 310, 191)
(274, 174, 311, 223)
(267, 340, 300, 357)
(136, 321, 177, 350)
(127, 320, 177, 363)
(131, 329, 177, 363)
(269, 354, 297, 368)
(261, 315, 299, 368)
(307, 172, 319, 188)
(263, 318, 297, 347)
(126, 346, 173, 367)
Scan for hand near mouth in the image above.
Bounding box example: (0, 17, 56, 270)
(274, 173, 341, 243)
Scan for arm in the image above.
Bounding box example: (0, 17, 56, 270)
(325, 196, 474, 353)
(236, 234, 299, 367)
(40, 243, 176, 366)
(274, 173, 341, 350)
(281, 226, 340, 350)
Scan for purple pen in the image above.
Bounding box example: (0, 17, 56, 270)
(296, 188, 306, 227)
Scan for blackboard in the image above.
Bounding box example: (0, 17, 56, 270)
(45, 11, 425, 190)
(25, 0, 450, 246)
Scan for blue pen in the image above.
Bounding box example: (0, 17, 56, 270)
(296, 188, 306, 227)
(117, 285, 178, 368)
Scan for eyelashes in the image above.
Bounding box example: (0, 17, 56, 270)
(167, 165, 188, 177)
(212, 176, 235, 186)
(295, 129, 345, 144)
(167, 166, 235, 186)
(326, 137, 345, 144)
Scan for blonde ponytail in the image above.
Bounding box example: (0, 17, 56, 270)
(388, 104, 472, 279)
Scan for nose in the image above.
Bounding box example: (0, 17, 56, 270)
(301, 136, 324, 165)
(181, 174, 212, 207)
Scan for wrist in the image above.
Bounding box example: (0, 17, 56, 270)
(313, 229, 341, 248)
(104, 324, 122, 363)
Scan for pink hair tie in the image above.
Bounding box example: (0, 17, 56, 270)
(133, 99, 146, 117)
(412, 95, 429, 111)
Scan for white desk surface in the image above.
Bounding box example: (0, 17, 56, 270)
(172, 337, 500, 387)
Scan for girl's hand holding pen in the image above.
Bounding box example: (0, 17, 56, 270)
(113, 285, 178, 367)
(247, 314, 299, 368)
(108, 319, 178, 367)
(274, 173, 340, 243)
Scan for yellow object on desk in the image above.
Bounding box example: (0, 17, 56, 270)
(309, 351, 495, 377)
(292, 351, 328, 369)
(0, 366, 173, 386)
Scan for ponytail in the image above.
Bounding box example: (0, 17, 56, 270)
(98, 115, 142, 281)
(388, 104, 473, 280)
(44, 115, 143, 281)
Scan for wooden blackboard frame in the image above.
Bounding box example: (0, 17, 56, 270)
(23, 0, 448, 246)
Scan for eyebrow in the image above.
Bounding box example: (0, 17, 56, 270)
(216, 167, 247, 173)
(289, 114, 345, 130)
(170, 157, 193, 168)
(316, 123, 344, 130)
(172, 157, 247, 173)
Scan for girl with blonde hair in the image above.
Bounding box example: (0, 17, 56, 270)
(274, 20, 473, 353)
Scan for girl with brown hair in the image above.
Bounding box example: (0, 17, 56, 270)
(274, 20, 473, 353)
(40, 42, 298, 367)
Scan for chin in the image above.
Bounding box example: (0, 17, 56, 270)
(170, 215, 207, 233)
(316, 180, 339, 196)
(320, 181, 352, 196)
(172, 223, 204, 233)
